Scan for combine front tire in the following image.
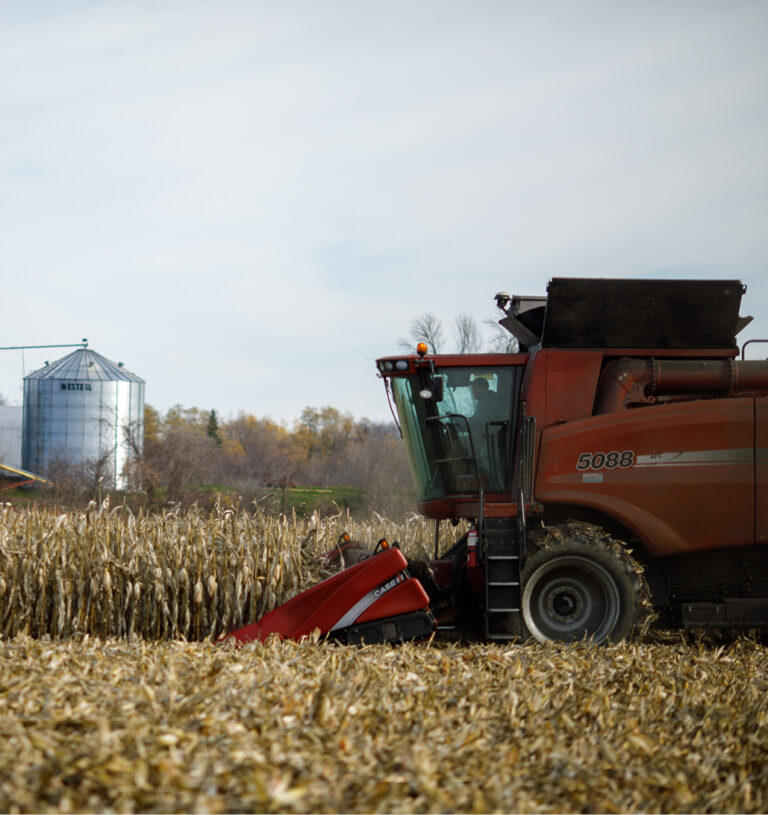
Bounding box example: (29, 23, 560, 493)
(521, 526, 647, 644)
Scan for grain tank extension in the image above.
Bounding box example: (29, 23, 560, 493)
(229, 278, 768, 645)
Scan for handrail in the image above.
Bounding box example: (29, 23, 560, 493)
(742, 339, 768, 360)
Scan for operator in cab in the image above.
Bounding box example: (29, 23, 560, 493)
(470, 377, 498, 429)
(467, 376, 504, 483)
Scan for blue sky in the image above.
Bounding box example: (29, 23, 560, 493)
(1, 1, 767, 424)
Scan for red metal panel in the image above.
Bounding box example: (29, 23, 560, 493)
(522, 350, 604, 430)
(355, 579, 430, 623)
(535, 398, 755, 557)
(543, 350, 604, 426)
(758, 401, 768, 544)
(225, 548, 411, 644)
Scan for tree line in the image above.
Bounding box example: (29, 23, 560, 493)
(123, 404, 415, 516)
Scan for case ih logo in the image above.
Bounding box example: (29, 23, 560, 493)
(331, 569, 410, 632)
(373, 571, 406, 599)
(60, 383, 93, 391)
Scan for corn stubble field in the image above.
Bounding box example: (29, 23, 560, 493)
(1, 503, 767, 813)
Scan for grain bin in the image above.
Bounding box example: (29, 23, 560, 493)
(0, 405, 23, 469)
(22, 348, 144, 489)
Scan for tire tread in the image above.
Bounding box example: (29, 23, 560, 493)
(523, 521, 652, 643)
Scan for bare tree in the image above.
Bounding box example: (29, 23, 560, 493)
(46, 456, 82, 503)
(453, 313, 482, 354)
(122, 418, 150, 492)
(399, 312, 444, 354)
(150, 424, 220, 501)
(43, 453, 112, 503)
(80, 452, 114, 502)
(399, 311, 515, 355)
(332, 420, 414, 514)
(484, 319, 519, 353)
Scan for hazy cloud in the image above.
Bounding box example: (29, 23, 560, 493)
(1, 1, 766, 418)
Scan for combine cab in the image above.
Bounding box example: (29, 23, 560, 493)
(231, 278, 768, 646)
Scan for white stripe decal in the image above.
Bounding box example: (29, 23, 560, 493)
(634, 448, 752, 468)
(330, 571, 408, 631)
(331, 587, 380, 631)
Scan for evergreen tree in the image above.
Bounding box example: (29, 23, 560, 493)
(206, 409, 222, 446)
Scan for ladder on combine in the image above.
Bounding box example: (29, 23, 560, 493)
(482, 518, 522, 639)
(482, 500, 526, 640)
(483, 419, 535, 640)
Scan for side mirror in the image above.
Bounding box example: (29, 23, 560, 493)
(419, 377, 444, 402)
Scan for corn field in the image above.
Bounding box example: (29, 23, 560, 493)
(1, 503, 768, 812)
(0, 501, 438, 641)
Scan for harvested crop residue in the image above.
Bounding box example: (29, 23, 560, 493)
(0, 635, 766, 813)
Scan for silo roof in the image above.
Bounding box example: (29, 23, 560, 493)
(24, 348, 144, 383)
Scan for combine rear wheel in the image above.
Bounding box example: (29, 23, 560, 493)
(521, 524, 647, 644)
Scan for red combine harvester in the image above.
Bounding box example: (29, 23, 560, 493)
(229, 278, 768, 645)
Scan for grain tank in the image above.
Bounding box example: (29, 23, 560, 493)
(22, 348, 144, 489)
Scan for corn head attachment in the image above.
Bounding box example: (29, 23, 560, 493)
(226, 545, 435, 646)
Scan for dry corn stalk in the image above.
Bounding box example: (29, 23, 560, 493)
(0, 501, 436, 641)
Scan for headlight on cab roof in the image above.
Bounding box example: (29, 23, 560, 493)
(378, 359, 411, 373)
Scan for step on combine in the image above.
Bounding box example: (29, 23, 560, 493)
(229, 278, 768, 645)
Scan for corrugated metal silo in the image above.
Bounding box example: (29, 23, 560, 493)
(0, 406, 23, 469)
(22, 348, 145, 489)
